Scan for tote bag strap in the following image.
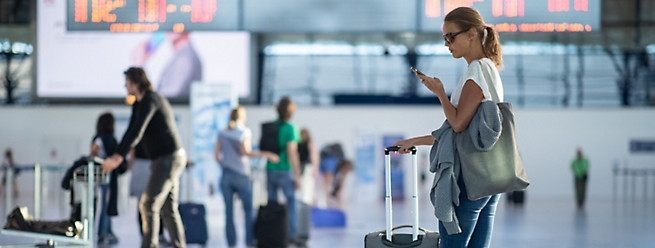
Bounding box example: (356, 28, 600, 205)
(478, 60, 500, 103)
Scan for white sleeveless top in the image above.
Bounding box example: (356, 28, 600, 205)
(449, 58, 504, 107)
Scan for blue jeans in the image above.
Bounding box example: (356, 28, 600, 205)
(439, 175, 500, 248)
(97, 184, 112, 237)
(266, 170, 296, 240)
(221, 169, 254, 246)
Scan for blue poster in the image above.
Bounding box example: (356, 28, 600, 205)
(354, 131, 376, 183)
(382, 134, 405, 201)
(190, 83, 237, 202)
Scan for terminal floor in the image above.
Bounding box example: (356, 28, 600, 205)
(1, 188, 654, 248)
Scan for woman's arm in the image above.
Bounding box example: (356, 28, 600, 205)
(407, 135, 435, 146)
(91, 143, 100, 157)
(441, 80, 484, 133)
(309, 141, 320, 177)
(214, 140, 222, 164)
(241, 137, 254, 156)
(241, 137, 279, 163)
(419, 74, 484, 133)
(392, 135, 434, 154)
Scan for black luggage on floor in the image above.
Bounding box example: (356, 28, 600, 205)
(364, 146, 440, 248)
(255, 201, 288, 248)
(179, 203, 208, 246)
(512, 190, 525, 204)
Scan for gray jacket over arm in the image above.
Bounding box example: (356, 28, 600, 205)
(429, 120, 461, 235)
(429, 100, 503, 235)
(465, 100, 503, 152)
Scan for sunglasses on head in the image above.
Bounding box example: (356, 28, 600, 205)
(443, 30, 468, 44)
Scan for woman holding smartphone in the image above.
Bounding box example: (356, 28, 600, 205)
(394, 7, 504, 248)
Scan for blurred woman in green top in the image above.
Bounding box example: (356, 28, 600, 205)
(571, 148, 589, 209)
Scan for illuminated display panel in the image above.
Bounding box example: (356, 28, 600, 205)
(66, 0, 600, 33)
(39, 0, 250, 99)
(421, 0, 600, 32)
(67, 0, 238, 32)
(243, 0, 418, 32)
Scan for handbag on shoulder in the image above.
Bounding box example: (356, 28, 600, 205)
(456, 61, 530, 201)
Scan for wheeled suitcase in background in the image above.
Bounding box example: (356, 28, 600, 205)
(296, 202, 311, 243)
(254, 201, 289, 248)
(506, 190, 526, 205)
(179, 203, 208, 246)
(512, 190, 525, 204)
(179, 167, 208, 247)
(364, 146, 440, 247)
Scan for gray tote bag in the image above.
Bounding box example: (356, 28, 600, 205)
(456, 61, 530, 201)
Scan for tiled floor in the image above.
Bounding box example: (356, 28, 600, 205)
(1, 184, 654, 247)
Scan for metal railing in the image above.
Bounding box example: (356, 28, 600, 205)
(612, 164, 655, 201)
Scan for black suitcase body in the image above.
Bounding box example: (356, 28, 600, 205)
(365, 226, 440, 248)
(512, 190, 525, 204)
(364, 146, 440, 248)
(179, 203, 208, 246)
(255, 201, 288, 248)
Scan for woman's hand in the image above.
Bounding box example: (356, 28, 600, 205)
(412, 69, 445, 96)
(392, 139, 415, 154)
(414, 72, 445, 96)
(266, 152, 280, 163)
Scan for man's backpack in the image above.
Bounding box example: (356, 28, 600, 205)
(260, 121, 281, 154)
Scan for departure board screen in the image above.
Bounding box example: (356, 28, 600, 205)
(64, 0, 600, 33)
(420, 0, 601, 32)
(66, 0, 239, 32)
(243, 0, 418, 32)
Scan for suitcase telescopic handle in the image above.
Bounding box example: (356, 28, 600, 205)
(379, 225, 432, 235)
(384, 146, 417, 154)
(384, 146, 419, 242)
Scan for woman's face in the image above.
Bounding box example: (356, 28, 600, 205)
(442, 21, 471, 59)
(238, 108, 247, 122)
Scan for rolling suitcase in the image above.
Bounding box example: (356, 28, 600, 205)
(364, 146, 440, 247)
(179, 203, 208, 246)
(254, 201, 289, 248)
(512, 190, 525, 204)
(296, 202, 311, 243)
(178, 167, 208, 247)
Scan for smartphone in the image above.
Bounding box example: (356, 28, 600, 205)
(410, 67, 425, 75)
